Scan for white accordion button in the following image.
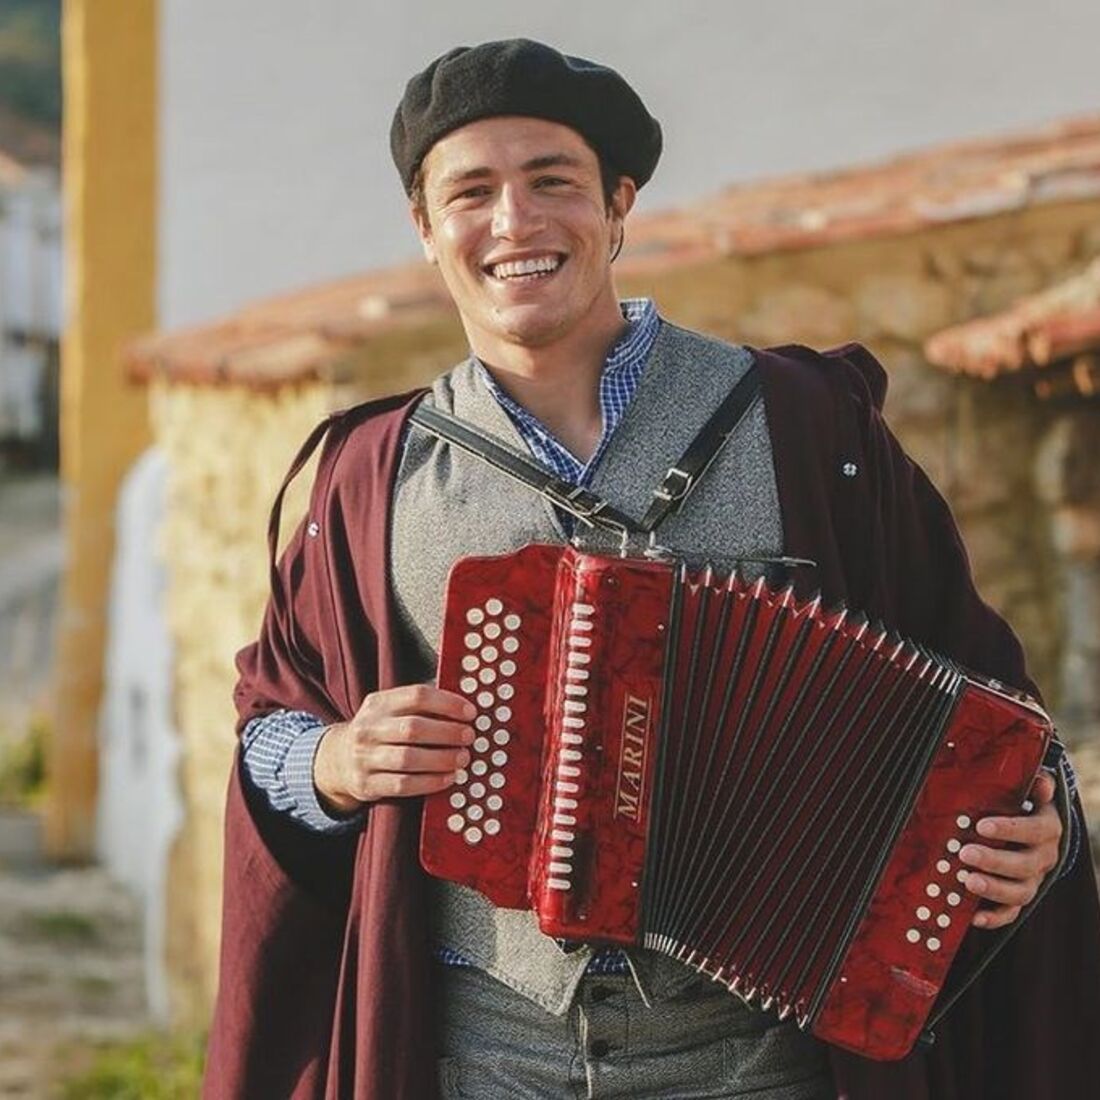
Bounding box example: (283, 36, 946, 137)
(916, 906, 931, 921)
(493, 729, 510, 745)
(454, 769, 468, 785)
(500, 660, 517, 676)
(947, 838, 962, 853)
(469, 781, 486, 798)
(502, 637, 519, 654)
(906, 929, 920, 944)
(956, 869, 969, 883)
(486, 598, 504, 616)
(484, 622, 502, 640)
(464, 826, 483, 845)
(464, 632, 481, 649)
(461, 655, 479, 672)
(498, 683, 515, 700)
(477, 691, 493, 709)
(481, 645, 498, 663)
(504, 613, 521, 630)
(947, 892, 962, 906)
(473, 737, 489, 753)
(936, 860, 951, 874)
(449, 792, 466, 809)
(487, 794, 503, 811)
(467, 804, 484, 822)
(956, 815, 972, 829)
(926, 884, 941, 898)
(471, 760, 488, 776)
(479, 668, 496, 685)
(495, 705, 512, 722)
(492, 750, 508, 767)
(489, 772, 505, 789)
(484, 819, 500, 836)
(927, 937, 941, 951)
(460, 677, 477, 694)
(447, 814, 464, 833)
(475, 715, 491, 732)
(937, 914, 951, 928)
(466, 608, 485, 626)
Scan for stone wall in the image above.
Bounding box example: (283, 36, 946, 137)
(151, 197, 1100, 1018)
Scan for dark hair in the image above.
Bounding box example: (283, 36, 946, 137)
(409, 151, 625, 220)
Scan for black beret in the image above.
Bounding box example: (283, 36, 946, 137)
(390, 38, 662, 195)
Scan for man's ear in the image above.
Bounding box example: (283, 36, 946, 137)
(610, 176, 637, 223)
(410, 203, 437, 265)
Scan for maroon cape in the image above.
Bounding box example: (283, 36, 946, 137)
(204, 343, 1100, 1099)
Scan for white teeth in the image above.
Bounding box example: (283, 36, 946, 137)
(490, 255, 560, 279)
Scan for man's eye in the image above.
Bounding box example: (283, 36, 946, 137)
(454, 186, 491, 200)
(535, 176, 569, 188)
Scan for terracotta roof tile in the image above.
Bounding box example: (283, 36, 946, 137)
(924, 257, 1100, 379)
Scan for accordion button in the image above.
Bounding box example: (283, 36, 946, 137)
(449, 793, 466, 809)
(502, 637, 520, 653)
(484, 819, 500, 836)
(504, 614, 522, 630)
(455, 769, 468, 785)
(937, 915, 951, 928)
(470, 782, 486, 798)
(495, 706, 513, 722)
(492, 750, 508, 766)
(477, 692, 494, 708)
(947, 839, 962, 853)
(479, 668, 497, 685)
(464, 633, 481, 649)
(474, 737, 489, 753)
(485, 623, 502, 640)
(500, 660, 517, 676)
(489, 773, 505, 789)
(947, 892, 962, 906)
(916, 906, 931, 921)
(956, 869, 969, 883)
(460, 678, 477, 694)
(472, 760, 488, 776)
(926, 884, 941, 898)
(466, 609, 485, 626)
(498, 684, 515, 700)
(487, 795, 503, 811)
(464, 826, 483, 845)
(906, 929, 920, 944)
(447, 814, 463, 832)
(486, 598, 504, 616)
(936, 860, 951, 874)
(475, 716, 491, 732)
(927, 937, 941, 951)
(956, 815, 972, 829)
(481, 645, 498, 663)
(493, 729, 510, 746)
(461, 655, 479, 672)
(467, 805, 484, 822)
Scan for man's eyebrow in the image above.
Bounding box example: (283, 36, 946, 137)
(436, 153, 585, 189)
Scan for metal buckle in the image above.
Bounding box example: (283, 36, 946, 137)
(655, 466, 694, 503)
(544, 483, 606, 521)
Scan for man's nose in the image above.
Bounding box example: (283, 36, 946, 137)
(491, 185, 544, 239)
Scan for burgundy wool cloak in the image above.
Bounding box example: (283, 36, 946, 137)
(203, 344, 1100, 1100)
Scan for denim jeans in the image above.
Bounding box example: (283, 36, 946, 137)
(434, 962, 835, 1099)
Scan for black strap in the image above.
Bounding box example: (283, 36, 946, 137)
(409, 403, 641, 535)
(639, 366, 762, 533)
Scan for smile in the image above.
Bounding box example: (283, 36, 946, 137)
(485, 254, 563, 282)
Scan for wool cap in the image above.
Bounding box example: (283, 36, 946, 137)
(390, 38, 662, 195)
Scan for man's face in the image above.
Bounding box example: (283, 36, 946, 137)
(412, 116, 635, 357)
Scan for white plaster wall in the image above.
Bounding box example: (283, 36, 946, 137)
(158, 0, 1100, 329)
(97, 448, 182, 1022)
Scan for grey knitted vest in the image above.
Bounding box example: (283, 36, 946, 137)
(389, 322, 783, 1015)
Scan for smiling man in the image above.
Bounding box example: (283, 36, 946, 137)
(204, 39, 1100, 1100)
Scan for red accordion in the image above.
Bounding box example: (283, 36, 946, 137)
(420, 544, 1052, 1060)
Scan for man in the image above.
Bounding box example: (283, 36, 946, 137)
(205, 40, 1100, 1099)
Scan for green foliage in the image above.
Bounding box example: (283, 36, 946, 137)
(0, 714, 47, 806)
(55, 1033, 206, 1100)
(20, 908, 98, 944)
(0, 0, 61, 128)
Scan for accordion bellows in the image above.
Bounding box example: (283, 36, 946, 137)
(420, 544, 1051, 1060)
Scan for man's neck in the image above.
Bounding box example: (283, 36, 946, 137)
(471, 305, 628, 464)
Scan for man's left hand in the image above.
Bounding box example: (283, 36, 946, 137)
(960, 770, 1062, 930)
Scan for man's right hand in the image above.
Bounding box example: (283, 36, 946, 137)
(313, 684, 476, 813)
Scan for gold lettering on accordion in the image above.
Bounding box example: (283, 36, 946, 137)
(615, 693, 651, 823)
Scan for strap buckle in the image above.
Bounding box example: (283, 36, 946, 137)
(544, 483, 609, 523)
(654, 466, 695, 503)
